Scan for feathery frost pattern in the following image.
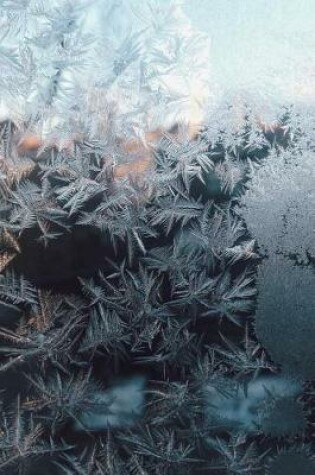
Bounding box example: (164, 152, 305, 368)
(0, 1, 314, 473)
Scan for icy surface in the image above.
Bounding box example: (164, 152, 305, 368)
(205, 375, 303, 434)
(254, 254, 315, 379)
(240, 129, 315, 378)
(240, 146, 315, 262)
(0, 0, 213, 140)
(1, 0, 314, 139)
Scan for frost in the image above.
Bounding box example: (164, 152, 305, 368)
(265, 448, 315, 475)
(0, 0, 215, 152)
(240, 145, 315, 262)
(204, 375, 303, 434)
(254, 254, 315, 380)
(239, 111, 315, 379)
(0, 1, 314, 471)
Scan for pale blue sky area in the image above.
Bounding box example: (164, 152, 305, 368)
(184, 0, 315, 109)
